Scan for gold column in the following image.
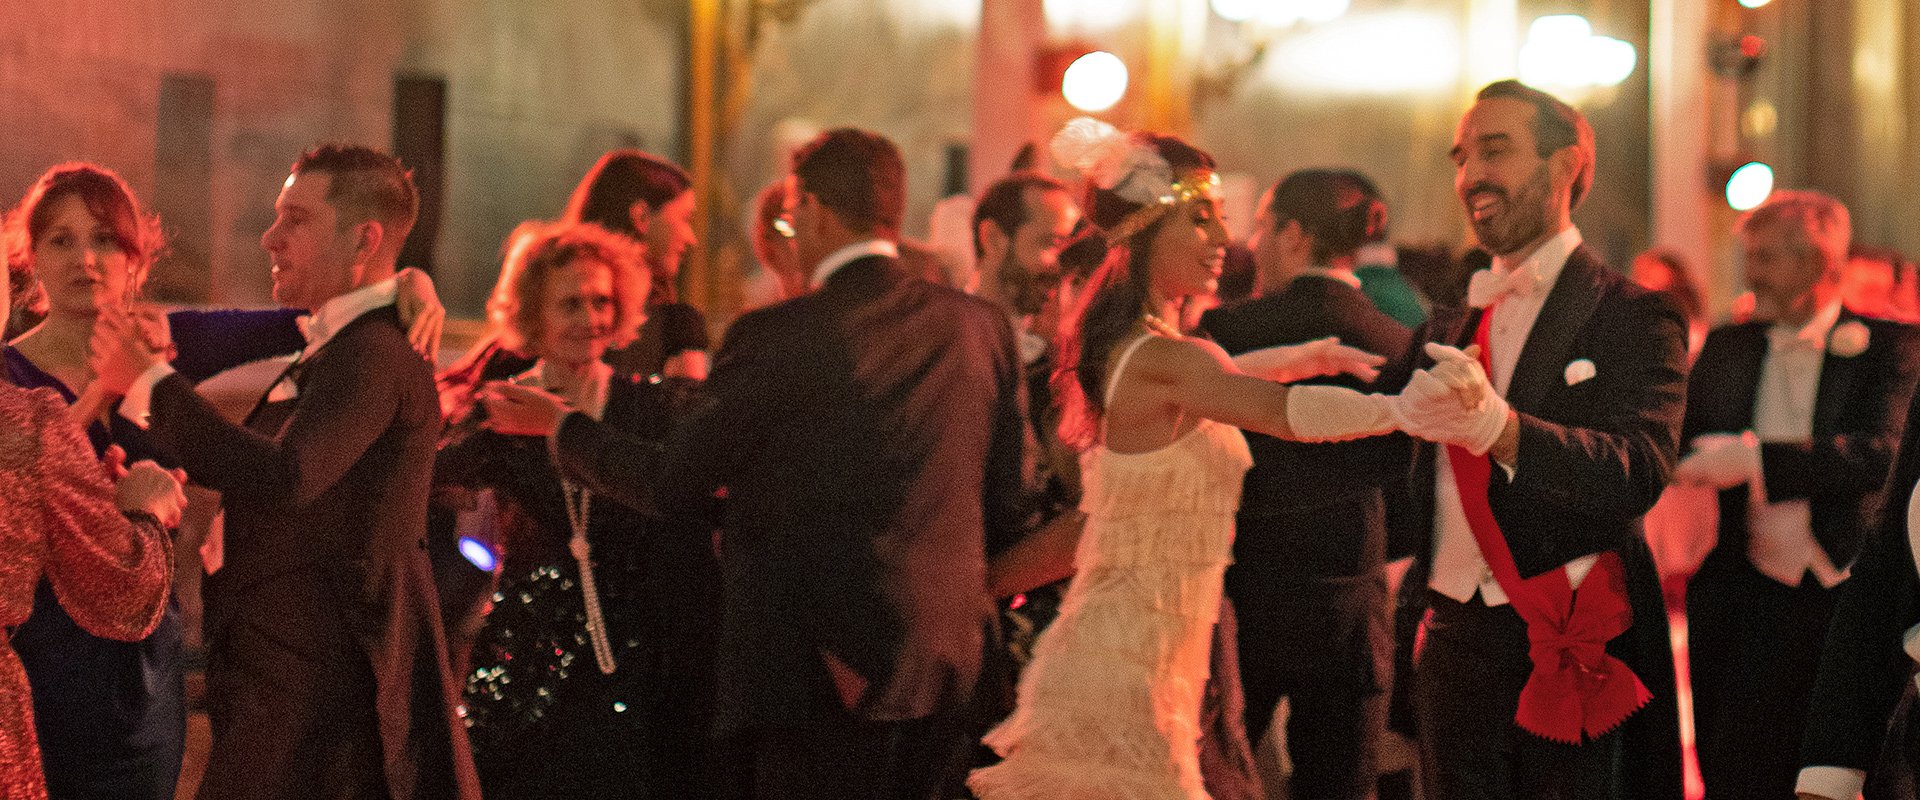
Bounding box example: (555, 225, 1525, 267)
(685, 0, 722, 312)
(1140, 0, 1205, 134)
(1851, 0, 1906, 249)
(1649, 0, 1721, 309)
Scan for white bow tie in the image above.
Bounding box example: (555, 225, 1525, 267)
(1467, 266, 1540, 309)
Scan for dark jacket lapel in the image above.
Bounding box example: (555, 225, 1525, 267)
(1812, 309, 1864, 436)
(1723, 324, 1769, 433)
(1506, 247, 1606, 413)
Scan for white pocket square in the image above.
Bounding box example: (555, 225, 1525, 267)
(1564, 358, 1597, 386)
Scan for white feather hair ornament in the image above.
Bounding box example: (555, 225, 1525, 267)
(1048, 117, 1172, 206)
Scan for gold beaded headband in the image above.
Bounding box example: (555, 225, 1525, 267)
(1103, 170, 1224, 243)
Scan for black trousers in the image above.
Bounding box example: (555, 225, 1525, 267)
(1686, 554, 1838, 800)
(1413, 591, 1623, 800)
(1234, 598, 1388, 800)
(715, 703, 975, 800)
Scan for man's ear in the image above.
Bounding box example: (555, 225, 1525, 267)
(1278, 219, 1308, 253)
(627, 200, 654, 236)
(977, 219, 1009, 264)
(354, 220, 385, 265)
(1548, 147, 1584, 199)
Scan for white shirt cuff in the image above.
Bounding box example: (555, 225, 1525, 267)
(118, 362, 178, 429)
(1795, 765, 1866, 800)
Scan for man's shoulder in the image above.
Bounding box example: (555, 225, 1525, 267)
(314, 307, 430, 378)
(1569, 254, 1680, 324)
(1853, 313, 1920, 365)
(1855, 312, 1920, 338)
(331, 305, 410, 348)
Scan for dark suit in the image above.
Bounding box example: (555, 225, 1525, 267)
(1381, 247, 1688, 800)
(141, 305, 479, 800)
(552, 255, 1029, 799)
(1683, 312, 1920, 799)
(1199, 275, 1411, 800)
(1800, 335, 1920, 793)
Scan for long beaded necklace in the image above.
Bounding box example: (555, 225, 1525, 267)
(536, 361, 618, 676)
(561, 480, 618, 675)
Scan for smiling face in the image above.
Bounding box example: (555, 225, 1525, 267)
(32, 194, 137, 318)
(261, 171, 365, 310)
(1452, 97, 1573, 258)
(1741, 218, 1831, 322)
(1146, 195, 1229, 302)
(534, 256, 619, 369)
(1246, 196, 1311, 288)
(994, 188, 1080, 317)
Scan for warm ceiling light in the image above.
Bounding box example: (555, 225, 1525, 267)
(1061, 51, 1129, 112)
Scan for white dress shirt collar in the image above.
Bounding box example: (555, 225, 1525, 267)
(300, 277, 400, 354)
(809, 239, 900, 289)
(1298, 266, 1363, 289)
(1489, 225, 1583, 297)
(515, 359, 613, 421)
(1767, 299, 1844, 352)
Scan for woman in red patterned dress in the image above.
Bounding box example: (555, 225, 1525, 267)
(0, 256, 181, 799)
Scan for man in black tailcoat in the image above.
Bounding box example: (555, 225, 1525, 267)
(1198, 169, 1409, 800)
(484, 128, 1030, 800)
(1380, 80, 1687, 800)
(1679, 190, 1920, 800)
(95, 145, 477, 800)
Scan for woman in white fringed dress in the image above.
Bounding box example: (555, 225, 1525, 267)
(970, 121, 1417, 800)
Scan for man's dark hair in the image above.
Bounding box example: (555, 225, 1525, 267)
(792, 128, 905, 238)
(1475, 79, 1595, 211)
(1264, 169, 1388, 264)
(292, 144, 419, 258)
(972, 171, 1069, 259)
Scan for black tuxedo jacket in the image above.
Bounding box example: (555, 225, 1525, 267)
(554, 255, 1030, 732)
(144, 305, 478, 800)
(1201, 276, 1412, 579)
(1199, 277, 1411, 690)
(1683, 312, 1920, 570)
(1380, 246, 1689, 800)
(1802, 380, 1920, 774)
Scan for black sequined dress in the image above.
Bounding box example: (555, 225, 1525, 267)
(434, 373, 715, 800)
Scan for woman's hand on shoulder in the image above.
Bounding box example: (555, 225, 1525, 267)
(395, 267, 446, 362)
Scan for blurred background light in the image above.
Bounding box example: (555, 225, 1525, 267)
(1045, 0, 1143, 32)
(459, 536, 498, 572)
(1726, 161, 1775, 211)
(1213, 0, 1348, 26)
(1517, 14, 1637, 89)
(1061, 50, 1129, 111)
(1265, 12, 1460, 95)
(1210, 0, 1262, 23)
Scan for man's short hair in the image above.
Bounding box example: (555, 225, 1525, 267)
(292, 144, 420, 259)
(972, 171, 1070, 259)
(791, 129, 905, 238)
(1476, 80, 1596, 211)
(1739, 189, 1852, 270)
